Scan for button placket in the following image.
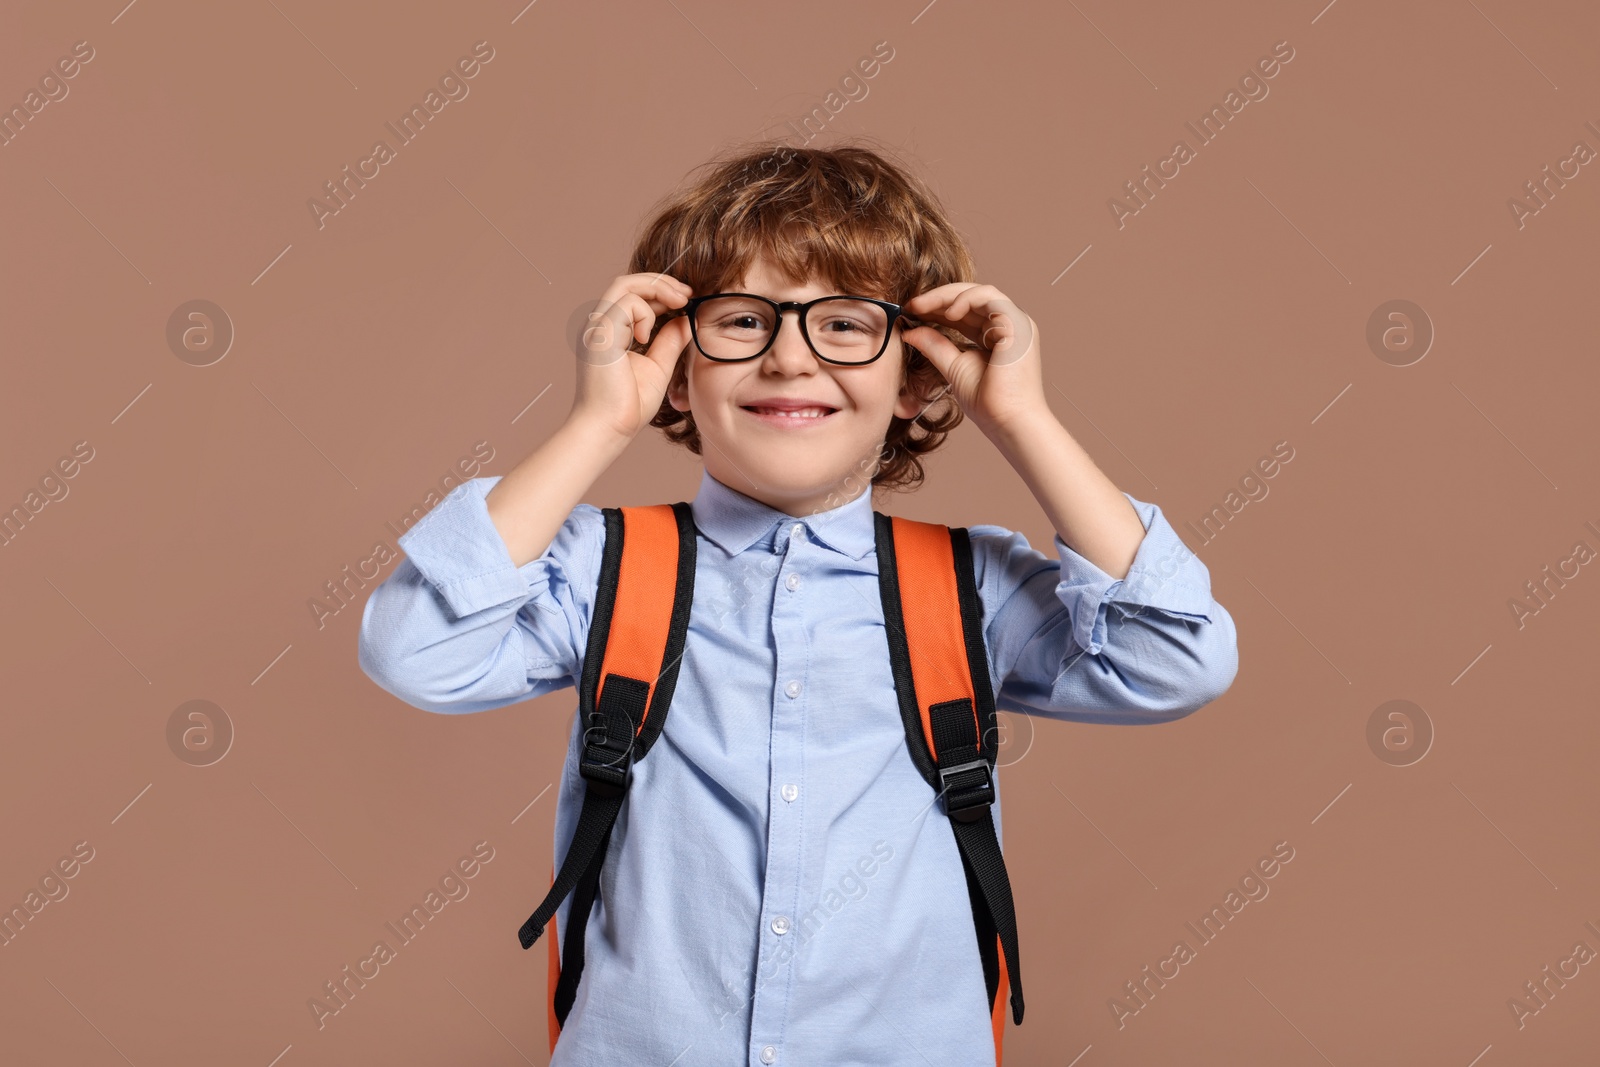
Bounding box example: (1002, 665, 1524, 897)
(750, 520, 807, 1056)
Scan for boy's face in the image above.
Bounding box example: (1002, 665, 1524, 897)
(666, 257, 927, 517)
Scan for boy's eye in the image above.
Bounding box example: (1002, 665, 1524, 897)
(708, 312, 771, 334)
(818, 317, 866, 334)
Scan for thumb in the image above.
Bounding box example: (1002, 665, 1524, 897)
(642, 317, 692, 375)
(902, 325, 979, 397)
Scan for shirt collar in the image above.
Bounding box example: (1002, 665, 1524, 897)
(690, 468, 877, 560)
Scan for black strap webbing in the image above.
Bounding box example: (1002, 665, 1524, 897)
(520, 502, 698, 1035)
(516, 672, 646, 950)
(931, 696, 1024, 1025)
(552, 818, 614, 1023)
(874, 513, 1025, 1026)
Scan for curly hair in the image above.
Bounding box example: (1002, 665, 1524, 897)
(628, 138, 977, 496)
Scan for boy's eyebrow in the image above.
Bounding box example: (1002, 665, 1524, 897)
(706, 289, 918, 308)
(672, 290, 926, 325)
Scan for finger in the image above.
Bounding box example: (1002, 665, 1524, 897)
(603, 274, 691, 318)
(918, 283, 1005, 326)
(907, 287, 1007, 349)
(639, 270, 692, 290)
(632, 270, 693, 295)
(914, 311, 989, 351)
(902, 325, 976, 385)
(582, 293, 654, 354)
(652, 272, 695, 300)
(904, 283, 978, 318)
(981, 308, 1037, 367)
(641, 316, 691, 376)
(944, 285, 1005, 325)
(615, 292, 658, 346)
(947, 294, 1032, 361)
(633, 275, 693, 313)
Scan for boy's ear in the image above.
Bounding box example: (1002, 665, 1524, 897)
(667, 360, 690, 413)
(893, 382, 923, 421)
(893, 358, 929, 421)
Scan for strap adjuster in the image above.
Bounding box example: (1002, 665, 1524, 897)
(938, 757, 994, 822)
(580, 705, 636, 798)
(580, 744, 633, 797)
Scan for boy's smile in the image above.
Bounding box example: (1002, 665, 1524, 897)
(738, 400, 837, 427)
(666, 256, 926, 517)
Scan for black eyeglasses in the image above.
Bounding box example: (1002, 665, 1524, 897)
(663, 293, 922, 366)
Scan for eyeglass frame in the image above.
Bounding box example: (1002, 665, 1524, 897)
(662, 292, 925, 366)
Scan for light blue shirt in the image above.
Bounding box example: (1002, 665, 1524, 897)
(358, 469, 1238, 1066)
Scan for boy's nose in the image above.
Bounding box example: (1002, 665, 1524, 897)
(764, 311, 821, 371)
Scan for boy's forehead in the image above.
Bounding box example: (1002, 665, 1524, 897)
(731, 258, 831, 293)
(728, 259, 890, 301)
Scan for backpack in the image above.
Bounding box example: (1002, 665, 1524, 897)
(515, 502, 1025, 1062)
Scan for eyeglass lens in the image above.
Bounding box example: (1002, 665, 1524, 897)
(692, 297, 890, 363)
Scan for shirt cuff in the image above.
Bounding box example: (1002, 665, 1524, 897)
(396, 476, 530, 618)
(1053, 493, 1216, 655)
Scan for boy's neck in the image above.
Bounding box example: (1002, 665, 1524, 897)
(708, 470, 870, 519)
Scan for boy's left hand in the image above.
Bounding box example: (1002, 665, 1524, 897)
(900, 284, 1047, 436)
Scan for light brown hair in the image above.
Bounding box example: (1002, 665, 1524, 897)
(629, 138, 977, 495)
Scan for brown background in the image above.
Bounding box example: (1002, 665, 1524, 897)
(2, 0, 1598, 1064)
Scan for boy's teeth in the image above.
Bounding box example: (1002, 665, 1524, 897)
(755, 407, 829, 418)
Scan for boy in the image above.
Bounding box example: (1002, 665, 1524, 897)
(358, 143, 1238, 1066)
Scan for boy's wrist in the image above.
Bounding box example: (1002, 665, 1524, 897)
(563, 410, 636, 458)
(983, 401, 1057, 448)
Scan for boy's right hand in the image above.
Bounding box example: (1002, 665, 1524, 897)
(569, 273, 694, 443)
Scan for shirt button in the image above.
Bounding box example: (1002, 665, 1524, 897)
(789, 523, 803, 540)
(785, 572, 801, 591)
(784, 680, 801, 699)
(771, 915, 790, 935)
(781, 783, 798, 802)
(760, 1045, 778, 1064)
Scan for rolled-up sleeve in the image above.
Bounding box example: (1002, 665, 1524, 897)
(357, 476, 604, 715)
(970, 492, 1238, 724)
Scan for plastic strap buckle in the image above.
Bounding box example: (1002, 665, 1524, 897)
(938, 757, 994, 822)
(579, 675, 646, 798)
(580, 741, 633, 797)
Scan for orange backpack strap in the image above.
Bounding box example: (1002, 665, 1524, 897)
(517, 502, 698, 1037)
(874, 511, 1025, 1049)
